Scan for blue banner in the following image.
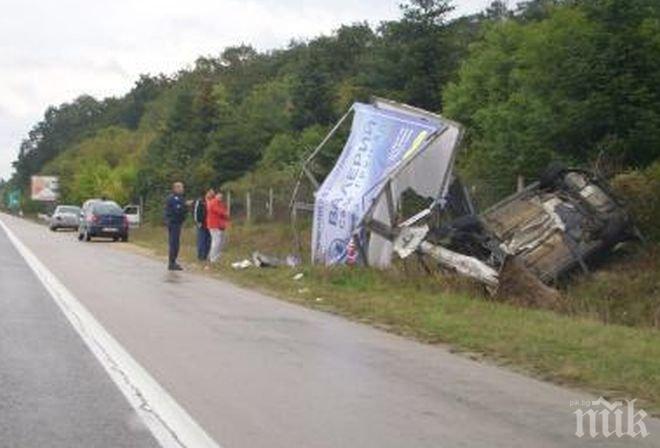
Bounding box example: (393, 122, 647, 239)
(312, 103, 443, 265)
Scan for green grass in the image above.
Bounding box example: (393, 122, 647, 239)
(131, 222, 660, 414)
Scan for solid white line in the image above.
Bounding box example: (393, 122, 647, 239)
(0, 217, 221, 448)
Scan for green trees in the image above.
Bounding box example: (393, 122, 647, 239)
(13, 95, 104, 188)
(44, 127, 153, 205)
(8, 0, 660, 214)
(444, 0, 660, 197)
(205, 77, 293, 183)
(259, 125, 327, 171)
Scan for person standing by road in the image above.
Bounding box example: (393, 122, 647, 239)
(193, 189, 214, 261)
(165, 181, 187, 271)
(206, 191, 229, 264)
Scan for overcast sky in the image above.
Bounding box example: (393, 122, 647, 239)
(0, 0, 493, 179)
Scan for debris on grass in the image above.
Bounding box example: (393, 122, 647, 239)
(231, 259, 253, 270)
(251, 251, 301, 268)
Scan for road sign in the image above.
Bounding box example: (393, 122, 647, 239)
(7, 190, 20, 209)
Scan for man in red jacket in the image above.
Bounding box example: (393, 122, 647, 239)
(206, 191, 229, 263)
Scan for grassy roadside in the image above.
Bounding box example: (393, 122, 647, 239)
(131, 222, 660, 414)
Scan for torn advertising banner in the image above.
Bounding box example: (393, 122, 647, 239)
(31, 176, 59, 201)
(312, 102, 444, 265)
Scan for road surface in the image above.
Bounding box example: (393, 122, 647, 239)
(0, 217, 159, 448)
(1, 213, 658, 448)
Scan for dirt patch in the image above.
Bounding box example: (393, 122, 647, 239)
(497, 258, 562, 310)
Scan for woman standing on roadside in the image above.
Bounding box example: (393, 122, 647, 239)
(206, 191, 229, 263)
(193, 188, 214, 261)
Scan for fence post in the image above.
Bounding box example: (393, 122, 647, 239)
(246, 191, 252, 223)
(517, 175, 525, 193)
(268, 188, 274, 220)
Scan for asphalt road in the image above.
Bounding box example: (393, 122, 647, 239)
(1, 213, 658, 448)
(0, 218, 159, 448)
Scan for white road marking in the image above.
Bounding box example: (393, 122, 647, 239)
(0, 217, 222, 448)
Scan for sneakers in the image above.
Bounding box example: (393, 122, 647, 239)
(168, 263, 183, 271)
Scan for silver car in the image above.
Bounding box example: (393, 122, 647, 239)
(49, 205, 81, 231)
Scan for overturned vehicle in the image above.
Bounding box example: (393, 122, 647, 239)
(394, 166, 636, 296)
(291, 98, 635, 295)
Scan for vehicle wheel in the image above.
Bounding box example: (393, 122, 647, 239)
(84, 229, 91, 242)
(121, 235, 129, 242)
(49, 226, 57, 232)
(112, 236, 119, 242)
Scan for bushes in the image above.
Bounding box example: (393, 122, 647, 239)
(611, 161, 660, 242)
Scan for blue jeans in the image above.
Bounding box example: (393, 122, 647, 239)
(197, 227, 211, 261)
(168, 224, 182, 266)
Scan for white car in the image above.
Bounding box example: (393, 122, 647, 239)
(49, 205, 81, 231)
(123, 204, 141, 227)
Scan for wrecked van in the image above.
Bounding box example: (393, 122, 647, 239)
(416, 164, 636, 292)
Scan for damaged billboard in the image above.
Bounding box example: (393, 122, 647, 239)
(296, 98, 463, 267)
(311, 101, 451, 265)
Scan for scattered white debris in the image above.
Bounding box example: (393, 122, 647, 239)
(292, 273, 304, 281)
(231, 259, 253, 270)
(315, 297, 324, 303)
(286, 255, 301, 267)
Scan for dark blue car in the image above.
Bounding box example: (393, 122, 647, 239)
(78, 200, 129, 242)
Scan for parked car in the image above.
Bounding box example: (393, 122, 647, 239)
(78, 200, 129, 242)
(49, 205, 81, 231)
(123, 204, 141, 227)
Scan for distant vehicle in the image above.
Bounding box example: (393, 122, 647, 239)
(49, 205, 81, 231)
(78, 200, 129, 242)
(82, 198, 101, 210)
(123, 204, 141, 227)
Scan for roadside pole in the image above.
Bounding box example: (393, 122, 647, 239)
(246, 191, 251, 223)
(268, 188, 274, 220)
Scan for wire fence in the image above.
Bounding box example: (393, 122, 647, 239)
(136, 170, 526, 228)
(219, 174, 527, 225)
(226, 188, 287, 223)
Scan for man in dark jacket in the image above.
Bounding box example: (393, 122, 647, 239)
(164, 181, 187, 271)
(193, 189, 214, 261)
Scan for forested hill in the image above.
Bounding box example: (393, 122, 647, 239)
(5, 0, 660, 212)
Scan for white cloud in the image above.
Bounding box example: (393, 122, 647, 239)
(0, 0, 493, 180)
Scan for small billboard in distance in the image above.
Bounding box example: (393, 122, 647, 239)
(31, 176, 59, 201)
